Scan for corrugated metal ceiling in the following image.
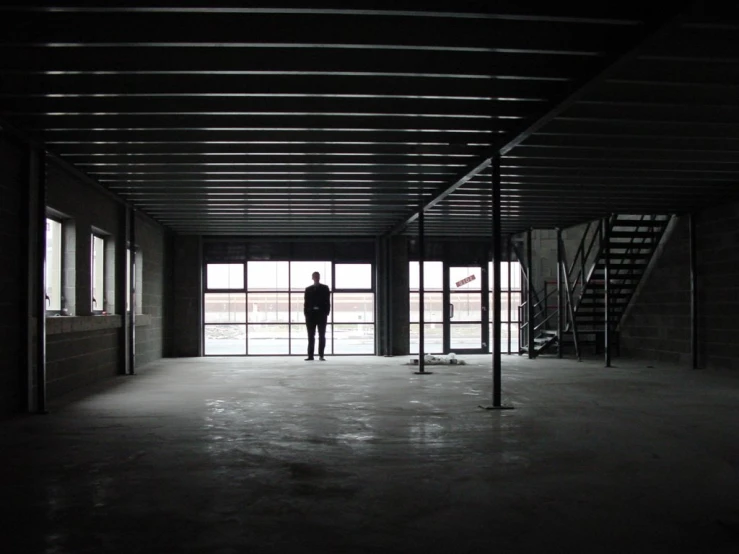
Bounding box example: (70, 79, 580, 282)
(1, 2, 736, 237)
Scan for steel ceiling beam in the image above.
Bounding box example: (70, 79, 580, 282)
(385, 3, 696, 236)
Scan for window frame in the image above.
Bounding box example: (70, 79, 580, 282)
(45, 216, 64, 316)
(91, 232, 107, 314)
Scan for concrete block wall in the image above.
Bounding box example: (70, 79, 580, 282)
(171, 236, 201, 357)
(0, 134, 26, 415)
(46, 161, 121, 316)
(46, 319, 120, 399)
(621, 203, 739, 370)
(620, 216, 691, 364)
(527, 222, 591, 291)
(135, 214, 167, 366)
(43, 161, 171, 395)
(694, 202, 739, 370)
(44, 161, 127, 395)
(390, 235, 410, 356)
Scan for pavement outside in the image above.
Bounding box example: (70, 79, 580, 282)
(3, 354, 739, 553)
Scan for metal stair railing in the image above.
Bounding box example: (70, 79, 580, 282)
(533, 281, 559, 335)
(518, 282, 559, 356)
(559, 236, 581, 361)
(567, 219, 606, 312)
(512, 240, 538, 352)
(610, 215, 669, 304)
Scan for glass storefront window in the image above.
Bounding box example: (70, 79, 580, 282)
(449, 266, 482, 291)
(335, 264, 372, 290)
(333, 324, 374, 354)
(247, 324, 289, 354)
(449, 292, 482, 322)
(204, 293, 246, 323)
(409, 324, 443, 354)
(332, 293, 374, 323)
(207, 264, 244, 290)
(203, 257, 374, 356)
(409, 261, 443, 291)
(248, 261, 289, 291)
(204, 325, 246, 355)
(247, 293, 290, 323)
(290, 261, 332, 290)
(409, 293, 443, 323)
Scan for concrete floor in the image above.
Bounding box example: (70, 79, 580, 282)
(3, 355, 739, 553)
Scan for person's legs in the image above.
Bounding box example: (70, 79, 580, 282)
(306, 317, 317, 360)
(317, 314, 327, 359)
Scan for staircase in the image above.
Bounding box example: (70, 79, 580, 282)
(569, 214, 671, 345)
(517, 214, 672, 359)
(516, 247, 562, 358)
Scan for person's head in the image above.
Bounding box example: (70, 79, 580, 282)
(312, 272, 320, 284)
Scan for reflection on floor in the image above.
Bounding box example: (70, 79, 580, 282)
(4, 355, 739, 553)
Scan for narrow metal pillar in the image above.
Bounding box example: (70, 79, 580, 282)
(557, 228, 563, 359)
(507, 235, 512, 355)
(128, 208, 136, 375)
(119, 205, 130, 374)
(492, 157, 502, 405)
(32, 148, 48, 413)
(415, 203, 431, 374)
(482, 157, 512, 410)
(526, 228, 534, 359)
(374, 237, 383, 355)
(385, 236, 394, 356)
(603, 218, 612, 368)
(690, 213, 699, 369)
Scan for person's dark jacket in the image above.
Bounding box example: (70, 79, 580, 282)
(304, 283, 331, 317)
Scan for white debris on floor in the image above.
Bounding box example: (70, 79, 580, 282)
(407, 353, 467, 366)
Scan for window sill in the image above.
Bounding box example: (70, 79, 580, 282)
(45, 313, 152, 335)
(46, 315, 121, 335)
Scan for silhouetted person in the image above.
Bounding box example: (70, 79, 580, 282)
(304, 271, 331, 361)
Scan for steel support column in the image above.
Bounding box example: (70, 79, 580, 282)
(31, 147, 47, 413)
(527, 229, 534, 359)
(690, 213, 699, 369)
(374, 237, 381, 355)
(507, 235, 512, 355)
(128, 208, 136, 375)
(385, 236, 394, 356)
(492, 158, 502, 405)
(415, 201, 431, 375)
(603, 218, 612, 368)
(118, 204, 130, 375)
(482, 158, 512, 410)
(557, 228, 563, 359)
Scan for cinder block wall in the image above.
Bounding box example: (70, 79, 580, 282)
(0, 135, 26, 414)
(621, 203, 739, 370)
(45, 161, 124, 398)
(528, 222, 591, 291)
(620, 216, 691, 364)
(171, 236, 201, 357)
(695, 202, 739, 370)
(135, 215, 168, 366)
(46, 326, 120, 398)
(43, 161, 171, 396)
(390, 235, 410, 356)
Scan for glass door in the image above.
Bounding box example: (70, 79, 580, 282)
(446, 265, 488, 354)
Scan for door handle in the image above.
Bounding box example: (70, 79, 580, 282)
(450, 303, 454, 319)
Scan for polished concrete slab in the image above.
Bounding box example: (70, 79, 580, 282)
(3, 354, 739, 553)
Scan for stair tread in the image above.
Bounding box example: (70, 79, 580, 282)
(603, 251, 652, 256)
(582, 289, 633, 294)
(609, 231, 664, 238)
(594, 263, 647, 268)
